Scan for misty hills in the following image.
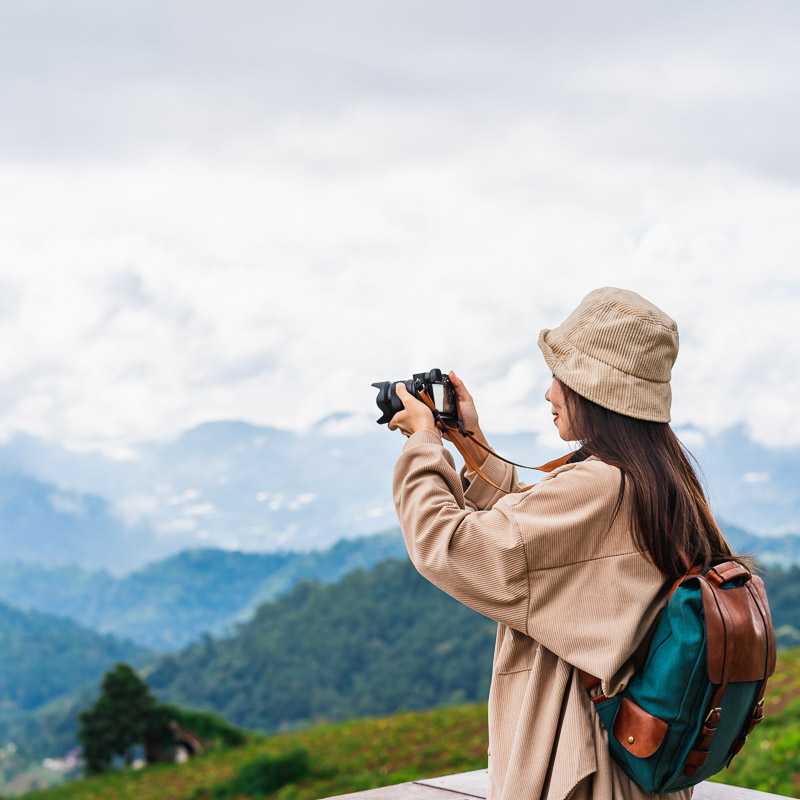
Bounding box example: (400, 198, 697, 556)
(722, 520, 800, 566)
(0, 555, 495, 762)
(0, 532, 407, 650)
(0, 522, 797, 653)
(0, 417, 401, 572)
(2, 546, 798, 765)
(0, 416, 798, 574)
(0, 473, 164, 573)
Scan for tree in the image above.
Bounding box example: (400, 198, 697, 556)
(78, 662, 158, 773)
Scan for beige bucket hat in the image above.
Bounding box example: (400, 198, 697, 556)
(537, 287, 679, 423)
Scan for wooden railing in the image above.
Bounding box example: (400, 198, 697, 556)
(321, 768, 797, 799)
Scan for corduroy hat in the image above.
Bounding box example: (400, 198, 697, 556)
(537, 287, 679, 423)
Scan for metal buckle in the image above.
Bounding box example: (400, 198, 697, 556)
(704, 706, 722, 727)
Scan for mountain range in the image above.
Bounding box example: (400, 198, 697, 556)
(0, 532, 405, 650)
(3, 549, 797, 770)
(0, 415, 797, 573)
(0, 523, 797, 653)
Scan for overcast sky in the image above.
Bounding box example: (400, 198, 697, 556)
(0, 1, 798, 455)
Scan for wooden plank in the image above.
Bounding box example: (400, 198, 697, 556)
(321, 770, 799, 800)
(415, 769, 488, 797)
(693, 782, 797, 800)
(319, 781, 476, 799)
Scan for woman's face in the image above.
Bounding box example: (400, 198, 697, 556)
(545, 376, 575, 441)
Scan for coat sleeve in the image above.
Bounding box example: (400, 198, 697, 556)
(393, 429, 530, 633)
(458, 449, 535, 511)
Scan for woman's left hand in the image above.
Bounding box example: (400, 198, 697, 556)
(388, 382, 439, 438)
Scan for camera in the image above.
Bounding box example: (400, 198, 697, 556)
(371, 368, 459, 427)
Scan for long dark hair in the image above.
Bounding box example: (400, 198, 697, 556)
(558, 378, 755, 581)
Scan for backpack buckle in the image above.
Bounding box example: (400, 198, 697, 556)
(704, 706, 722, 728)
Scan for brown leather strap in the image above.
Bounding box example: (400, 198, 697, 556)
(683, 681, 726, 775)
(667, 563, 703, 599)
(684, 563, 776, 776)
(578, 669, 609, 704)
(723, 577, 775, 767)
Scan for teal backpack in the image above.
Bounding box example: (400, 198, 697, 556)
(581, 559, 776, 793)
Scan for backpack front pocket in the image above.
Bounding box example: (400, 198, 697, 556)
(613, 696, 669, 758)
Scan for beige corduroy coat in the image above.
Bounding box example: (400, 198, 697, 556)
(392, 428, 694, 800)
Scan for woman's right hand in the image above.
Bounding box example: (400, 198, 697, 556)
(448, 371, 481, 435)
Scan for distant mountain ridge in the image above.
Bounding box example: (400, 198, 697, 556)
(722, 521, 800, 566)
(0, 416, 797, 573)
(0, 532, 407, 650)
(0, 472, 172, 572)
(0, 522, 796, 653)
(1, 547, 797, 768)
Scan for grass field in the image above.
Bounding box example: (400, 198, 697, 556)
(14, 648, 800, 800)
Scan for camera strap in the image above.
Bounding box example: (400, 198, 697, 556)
(416, 389, 581, 492)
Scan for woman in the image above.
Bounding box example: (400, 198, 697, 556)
(390, 286, 747, 800)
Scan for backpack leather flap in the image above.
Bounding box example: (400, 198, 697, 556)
(707, 561, 750, 585)
(699, 567, 774, 684)
(613, 696, 668, 758)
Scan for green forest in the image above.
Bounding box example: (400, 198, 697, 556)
(2, 555, 798, 771)
(13, 647, 800, 800)
(146, 558, 800, 732)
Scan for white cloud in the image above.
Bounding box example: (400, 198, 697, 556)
(314, 412, 377, 437)
(287, 493, 316, 511)
(675, 429, 707, 449)
(742, 472, 770, 484)
(167, 489, 200, 506)
(0, 2, 796, 450)
(114, 494, 160, 525)
(183, 502, 216, 517)
(156, 517, 198, 534)
(48, 493, 85, 516)
(364, 505, 392, 519)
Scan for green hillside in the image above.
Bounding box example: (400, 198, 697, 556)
(0, 557, 494, 767)
(0, 602, 150, 714)
(146, 558, 496, 731)
(0, 521, 793, 653)
(14, 648, 800, 800)
(4, 556, 798, 770)
(0, 532, 406, 651)
(145, 558, 800, 734)
(761, 564, 800, 648)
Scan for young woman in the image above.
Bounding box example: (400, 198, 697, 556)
(390, 287, 749, 800)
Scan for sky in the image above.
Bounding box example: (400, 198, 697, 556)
(0, 1, 798, 455)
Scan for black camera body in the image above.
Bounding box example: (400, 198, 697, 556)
(371, 368, 458, 427)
